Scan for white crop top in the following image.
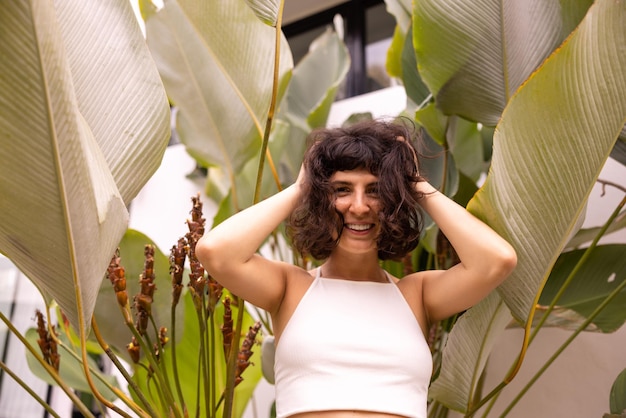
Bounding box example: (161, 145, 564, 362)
(274, 268, 432, 418)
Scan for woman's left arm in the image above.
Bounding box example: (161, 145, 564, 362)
(413, 181, 517, 323)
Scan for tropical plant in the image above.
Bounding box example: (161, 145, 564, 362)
(382, 0, 626, 416)
(0, 0, 348, 417)
(1, 0, 625, 417)
(605, 368, 626, 417)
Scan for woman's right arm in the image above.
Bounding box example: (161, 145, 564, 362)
(195, 182, 303, 313)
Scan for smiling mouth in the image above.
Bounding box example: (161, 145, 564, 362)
(345, 223, 374, 231)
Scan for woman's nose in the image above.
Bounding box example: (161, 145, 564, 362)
(349, 192, 370, 214)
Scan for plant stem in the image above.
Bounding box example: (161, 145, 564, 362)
(195, 301, 211, 418)
(0, 360, 62, 418)
(253, 0, 285, 203)
(125, 315, 179, 417)
(223, 297, 245, 418)
(209, 310, 217, 418)
(530, 195, 626, 343)
(500, 277, 626, 416)
(0, 312, 95, 418)
(90, 320, 154, 418)
(170, 304, 187, 415)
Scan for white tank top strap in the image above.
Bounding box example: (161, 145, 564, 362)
(315, 266, 322, 279)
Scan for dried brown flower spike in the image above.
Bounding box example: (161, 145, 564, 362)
(106, 249, 129, 308)
(134, 245, 156, 335)
(35, 310, 60, 372)
(235, 322, 261, 386)
(170, 237, 187, 306)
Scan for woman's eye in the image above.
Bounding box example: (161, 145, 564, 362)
(367, 187, 379, 196)
(335, 187, 350, 195)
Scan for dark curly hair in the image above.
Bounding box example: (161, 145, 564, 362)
(288, 118, 427, 261)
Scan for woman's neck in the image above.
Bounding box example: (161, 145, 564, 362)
(321, 251, 385, 282)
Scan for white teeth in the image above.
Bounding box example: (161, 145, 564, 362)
(346, 223, 372, 231)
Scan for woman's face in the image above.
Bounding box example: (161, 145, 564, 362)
(329, 168, 382, 255)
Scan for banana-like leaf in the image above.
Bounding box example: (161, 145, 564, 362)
(56, 1, 171, 205)
(610, 368, 626, 415)
(384, 0, 412, 33)
(25, 328, 119, 401)
(144, 0, 293, 187)
(565, 210, 626, 250)
(384, 0, 415, 85)
(276, 27, 350, 184)
(610, 126, 626, 166)
(470, 0, 626, 323)
(0, 0, 169, 333)
(537, 244, 626, 333)
(413, 0, 592, 126)
(429, 292, 512, 412)
(400, 26, 430, 108)
(244, 0, 280, 26)
(206, 26, 349, 209)
(429, 0, 626, 410)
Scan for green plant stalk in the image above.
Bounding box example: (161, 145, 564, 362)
(223, 297, 245, 418)
(195, 298, 211, 418)
(169, 304, 187, 416)
(253, 0, 285, 204)
(194, 356, 201, 417)
(480, 194, 626, 418)
(201, 294, 213, 418)
(149, 315, 174, 396)
(0, 360, 62, 418)
(50, 321, 140, 418)
(209, 310, 217, 418)
(224, 2, 287, 417)
(500, 277, 626, 416)
(114, 301, 169, 413)
(0, 312, 95, 418)
(90, 317, 154, 418)
(137, 330, 170, 416)
(148, 314, 184, 418)
(530, 195, 626, 342)
(125, 318, 180, 417)
(201, 292, 215, 418)
(144, 367, 169, 416)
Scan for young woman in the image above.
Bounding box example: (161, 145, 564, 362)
(196, 119, 517, 418)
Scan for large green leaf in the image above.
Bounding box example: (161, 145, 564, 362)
(413, 0, 592, 126)
(276, 26, 350, 184)
(384, 0, 412, 33)
(429, 0, 626, 411)
(25, 328, 119, 401)
(471, 0, 626, 323)
(57, 1, 171, 205)
(0, 0, 169, 333)
(244, 0, 280, 26)
(610, 126, 626, 166)
(205, 26, 350, 209)
(429, 292, 512, 412)
(144, 0, 293, 185)
(401, 26, 430, 108)
(610, 368, 626, 415)
(565, 209, 626, 250)
(537, 245, 626, 333)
